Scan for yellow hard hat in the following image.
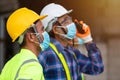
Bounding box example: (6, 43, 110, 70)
(7, 7, 47, 42)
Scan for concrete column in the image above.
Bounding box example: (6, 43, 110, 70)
(108, 38, 120, 80)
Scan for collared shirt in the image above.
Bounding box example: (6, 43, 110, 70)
(38, 38, 104, 80)
(0, 49, 44, 80)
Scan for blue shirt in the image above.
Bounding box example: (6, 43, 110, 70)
(38, 38, 104, 80)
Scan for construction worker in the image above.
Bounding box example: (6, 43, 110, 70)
(0, 7, 50, 80)
(38, 3, 104, 80)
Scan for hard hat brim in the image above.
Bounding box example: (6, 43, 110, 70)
(58, 9, 73, 18)
(39, 15, 48, 20)
(67, 9, 73, 14)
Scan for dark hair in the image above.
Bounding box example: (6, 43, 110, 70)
(49, 30, 55, 38)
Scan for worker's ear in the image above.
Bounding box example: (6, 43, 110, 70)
(53, 25, 61, 34)
(52, 25, 57, 33)
(27, 32, 35, 42)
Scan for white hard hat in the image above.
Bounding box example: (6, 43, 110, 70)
(40, 3, 73, 32)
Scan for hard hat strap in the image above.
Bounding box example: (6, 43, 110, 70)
(17, 33, 25, 44)
(17, 30, 28, 45)
(46, 17, 58, 32)
(48, 17, 58, 26)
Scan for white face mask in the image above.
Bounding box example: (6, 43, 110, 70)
(56, 22, 76, 39)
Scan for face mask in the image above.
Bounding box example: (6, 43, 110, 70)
(57, 22, 76, 39)
(40, 31, 50, 51)
(72, 37, 84, 45)
(77, 38, 84, 44)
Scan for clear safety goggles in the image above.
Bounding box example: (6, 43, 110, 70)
(57, 16, 72, 26)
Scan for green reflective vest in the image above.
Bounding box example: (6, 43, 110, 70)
(0, 49, 44, 80)
(50, 43, 84, 80)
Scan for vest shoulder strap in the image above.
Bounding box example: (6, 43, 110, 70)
(14, 59, 38, 80)
(50, 43, 84, 80)
(50, 43, 71, 80)
(73, 53, 84, 80)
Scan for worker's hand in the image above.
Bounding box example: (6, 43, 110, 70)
(76, 20, 93, 43)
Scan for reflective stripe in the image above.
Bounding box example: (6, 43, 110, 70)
(50, 43, 85, 80)
(74, 53, 85, 80)
(81, 73, 84, 80)
(18, 78, 33, 80)
(50, 43, 71, 80)
(14, 59, 38, 80)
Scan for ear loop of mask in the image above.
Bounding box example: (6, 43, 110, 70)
(50, 17, 67, 34)
(31, 24, 42, 43)
(56, 21, 67, 34)
(55, 25, 72, 45)
(55, 22, 71, 40)
(17, 30, 28, 45)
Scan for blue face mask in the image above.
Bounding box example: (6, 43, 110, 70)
(40, 31, 50, 51)
(66, 22, 76, 39)
(77, 38, 84, 44)
(57, 22, 76, 39)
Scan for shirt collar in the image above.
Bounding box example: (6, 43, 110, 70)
(20, 48, 38, 61)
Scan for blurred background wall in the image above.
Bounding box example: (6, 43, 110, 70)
(0, 0, 120, 80)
